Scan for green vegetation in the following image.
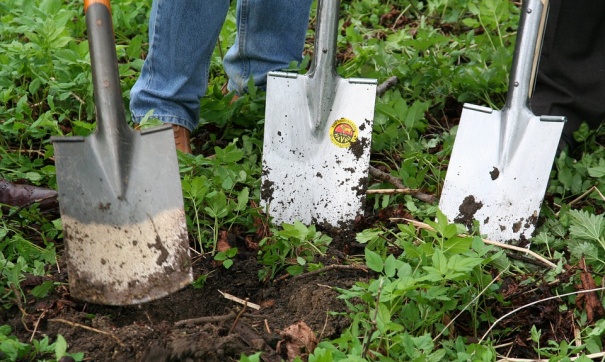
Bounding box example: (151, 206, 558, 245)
(2, 0, 605, 360)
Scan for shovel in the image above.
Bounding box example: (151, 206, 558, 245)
(50, 0, 192, 305)
(261, 0, 377, 228)
(439, 0, 565, 242)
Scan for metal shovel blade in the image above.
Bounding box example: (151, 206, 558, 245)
(439, 0, 564, 242)
(439, 105, 563, 241)
(262, 74, 376, 227)
(261, 0, 377, 228)
(51, 0, 191, 305)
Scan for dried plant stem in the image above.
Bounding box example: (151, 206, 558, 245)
(30, 310, 47, 342)
(479, 287, 605, 344)
(368, 166, 436, 204)
(434, 269, 508, 342)
(555, 185, 597, 217)
(49, 318, 125, 347)
(496, 351, 605, 361)
(397, 218, 557, 269)
(218, 290, 261, 310)
(9, 284, 31, 332)
(174, 311, 237, 327)
(229, 301, 247, 334)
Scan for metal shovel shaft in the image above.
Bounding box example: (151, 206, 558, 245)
(306, 0, 341, 131)
(85, 0, 133, 198)
(499, 0, 549, 168)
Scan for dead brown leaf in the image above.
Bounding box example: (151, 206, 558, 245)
(278, 321, 318, 362)
(575, 257, 605, 324)
(217, 230, 231, 252)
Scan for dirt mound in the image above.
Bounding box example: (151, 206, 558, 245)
(7, 245, 368, 361)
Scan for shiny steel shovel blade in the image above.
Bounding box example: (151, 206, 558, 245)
(261, 72, 376, 227)
(52, 125, 192, 305)
(439, 104, 564, 242)
(440, 0, 563, 242)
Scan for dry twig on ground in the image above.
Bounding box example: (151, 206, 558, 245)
(368, 166, 436, 204)
(49, 318, 125, 347)
(376, 76, 399, 97)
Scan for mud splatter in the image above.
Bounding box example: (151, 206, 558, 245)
(60, 208, 190, 304)
(260, 179, 275, 204)
(454, 195, 483, 228)
(148, 235, 169, 266)
(98, 202, 111, 211)
(348, 137, 369, 160)
(512, 219, 524, 233)
(490, 167, 500, 180)
(524, 211, 538, 228)
(351, 176, 368, 197)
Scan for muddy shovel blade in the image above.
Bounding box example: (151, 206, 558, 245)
(439, 0, 564, 242)
(260, 0, 377, 228)
(439, 105, 563, 241)
(51, 0, 191, 305)
(262, 74, 376, 227)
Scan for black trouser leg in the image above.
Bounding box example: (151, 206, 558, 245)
(531, 0, 605, 150)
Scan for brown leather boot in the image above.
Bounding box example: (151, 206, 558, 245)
(172, 124, 192, 154)
(0, 179, 58, 210)
(221, 83, 240, 104)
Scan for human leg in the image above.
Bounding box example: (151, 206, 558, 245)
(130, 0, 230, 133)
(223, 0, 313, 94)
(531, 0, 605, 152)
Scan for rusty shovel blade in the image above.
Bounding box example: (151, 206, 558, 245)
(50, 0, 191, 305)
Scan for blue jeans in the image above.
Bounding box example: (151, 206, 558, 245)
(130, 0, 313, 131)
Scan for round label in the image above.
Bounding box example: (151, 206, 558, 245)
(329, 118, 358, 148)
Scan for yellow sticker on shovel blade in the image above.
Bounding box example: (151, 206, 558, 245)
(329, 118, 358, 148)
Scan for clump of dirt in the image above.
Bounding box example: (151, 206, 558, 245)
(454, 195, 484, 228)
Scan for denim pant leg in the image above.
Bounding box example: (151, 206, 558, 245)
(129, 0, 229, 131)
(224, 0, 313, 94)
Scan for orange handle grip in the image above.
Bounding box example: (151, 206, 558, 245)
(84, 0, 111, 12)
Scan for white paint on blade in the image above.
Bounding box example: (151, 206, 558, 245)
(62, 208, 189, 292)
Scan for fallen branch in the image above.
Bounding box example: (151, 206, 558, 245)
(218, 290, 261, 310)
(49, 318, 125, 347)
(396, 218, 557, 269)
(368, 166, 436, 204)
(376, 76, 399, 97)
(174, 311, 237, 327)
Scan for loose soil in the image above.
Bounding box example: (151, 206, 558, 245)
(3, 208, 587, 361)
(4, 221, 370, 361)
